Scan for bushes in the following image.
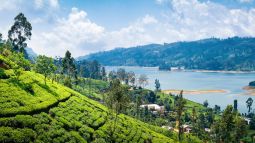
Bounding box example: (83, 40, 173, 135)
(0, 127, 36, 143)
(0, 68, 9, 79)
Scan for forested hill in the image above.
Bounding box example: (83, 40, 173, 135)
(82, 37, 255, 71)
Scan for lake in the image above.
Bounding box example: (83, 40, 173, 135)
(106, 66, 255, 113)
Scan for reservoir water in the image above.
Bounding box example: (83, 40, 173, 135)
(106, 66, 255, 113)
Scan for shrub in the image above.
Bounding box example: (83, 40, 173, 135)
(0, 68, 9, 79)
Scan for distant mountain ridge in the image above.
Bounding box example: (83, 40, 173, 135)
(82, 37, 255, 71)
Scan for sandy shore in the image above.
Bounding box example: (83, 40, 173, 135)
(162, 89, 228, 95)
(243, 86, 255, 96)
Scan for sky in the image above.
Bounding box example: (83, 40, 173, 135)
(0, 0, 255, 57)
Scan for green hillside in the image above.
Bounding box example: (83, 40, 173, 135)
(83, 37, 255, 71)
(0, 69, 197, 143)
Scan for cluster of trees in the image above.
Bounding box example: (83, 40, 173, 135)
(76, 60, 106, 80)
(108, 68, 149, 88)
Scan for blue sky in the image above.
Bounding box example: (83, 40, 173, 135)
(0, 0, 255, 57)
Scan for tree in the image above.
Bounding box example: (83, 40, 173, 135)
(90, 60, 101, 79)
(108, 70, 117, 81)
(214, 105, 221, 114)
(212, 105, 247, 143)
(0, 33, 2, 42)
(136, 95, 142, 119)
(35, 55, 56, 85)
(62, 51, 76, 87)
(147, 91, 156, 103)
(138, 74, 148, 88)
(8, 13, 32, 53)
(127, 71, 136, 86)
(101, 67, 107, 80)
(206, 108, 214, 126)
(234, 116, 247, 142)
(175, 90, 186, 141)
(234, 99, 238, 111)
(117, 68, 126, 82)
(155, 79, 161, 92)
(164, 98, 172, 112)
(246, 97, 253, 113)
(105, 79, 130, 138)
(191, 107, 198, 136)
(212, 105, 235, 142)
(203, 100, 209, 108)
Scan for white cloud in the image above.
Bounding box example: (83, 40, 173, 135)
(27, 0, 255, 57)
(30, 7, 105, 57)
(49, 0, 59, 8)
(0, 0, 23, 11)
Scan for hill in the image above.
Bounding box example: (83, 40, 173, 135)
(0, 68, 201, 142)
(83, 37, 255, 71)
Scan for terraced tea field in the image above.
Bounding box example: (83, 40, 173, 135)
(0, 70, 200, 143)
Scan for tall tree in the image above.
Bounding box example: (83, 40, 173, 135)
(234, 99, 238, 111)
(203, 100, 209, 108)
(175, 90, 186, 141)
(117, 68, 126, 82)
(105, 79, 130, 138)
(62, 51, 76, 78)
(8, 13, 32, 53)
(127, 71, 136, 86)
(138, 74, 148, 88)
(155, 79, 161, 92)
(136, 95, 142, 119)
(246, 97, 253, 113)
(35, 55, 56, 85)
(101, 66, 107, 80)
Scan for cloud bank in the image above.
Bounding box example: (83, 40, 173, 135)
(1, 0, 255, 57)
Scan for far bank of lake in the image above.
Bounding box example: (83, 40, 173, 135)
(106, 66, 255, 113)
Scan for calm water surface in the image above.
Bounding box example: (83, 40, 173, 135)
(106, 66, 255, 113)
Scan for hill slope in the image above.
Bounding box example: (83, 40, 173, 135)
(0, 69, 191, 143)
(84, 37, 255, 71)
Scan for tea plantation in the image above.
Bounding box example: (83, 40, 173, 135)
(0, 69, 192, 143)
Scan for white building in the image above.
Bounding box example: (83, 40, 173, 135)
(140, 104, 164, 111)
(243, 117, 251, 125)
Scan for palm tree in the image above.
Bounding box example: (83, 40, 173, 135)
(246, 97, 253, 113)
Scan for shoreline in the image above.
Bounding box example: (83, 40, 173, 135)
(243, 86, 255, 96)
(162, 89, 228, 95)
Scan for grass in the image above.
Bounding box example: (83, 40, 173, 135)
(157, 92, 206, 113)
(0, 69, 200, 142)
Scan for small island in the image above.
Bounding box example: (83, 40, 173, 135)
(243, 81, 255, 96)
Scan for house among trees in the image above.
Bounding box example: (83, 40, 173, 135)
(182, 124, 192, 133)
(243, 117, 251, 125)
(140, 104, 164, 111)
(205, 128, 211, 133)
